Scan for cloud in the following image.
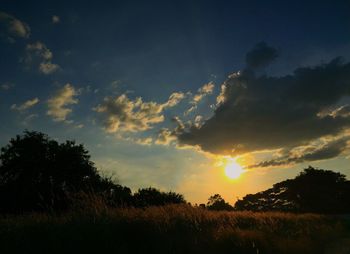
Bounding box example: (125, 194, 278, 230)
(245, 42, 279, 69)
(177, 45, 350, 166)
(193, 82, 215, 103)
(114, 133, 154, 146)
(172, 116, 185, 130)
(94, 95, 164, 133)
(0, 82, 14, 90)
(11, 97, 39, 111)
(185, 82, 215, 115)
(74, 124, 84, 129)
(110, 80, 122, 89)
(52, 15, 60, 24)
(248, 137, 349, 168)
(24, 42, 60, 74)
(163, 92, 185, 107)
(323, 105, 350, 118)
(134, 137, 153, 146)
(22, 113, 38, 125)
(155, 116, 186, 146)
(215, 72, 240, 106)
(0, 12, 30, 39)
(47, 84, 79, 122)
(194, 115, 204, 128)
(39, 62, 60, 74)
(94, 92, 184, 133)
(155, 128, 177, 145)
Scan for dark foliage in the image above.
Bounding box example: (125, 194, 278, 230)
(133, 187, 186, 207)
(234, 166, 350, 213)
(0, 131, 131, 213)
(206, 194, 234, 211)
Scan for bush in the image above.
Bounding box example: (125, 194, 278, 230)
(133, 187, 186, 207)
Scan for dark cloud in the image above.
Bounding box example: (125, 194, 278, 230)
(245, 42, 279, 69)
(300, 138, 348, 161)
(177, 49, 350, 163)
(247, 137, 349, 168)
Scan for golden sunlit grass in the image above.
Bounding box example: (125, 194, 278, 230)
(224, 157, 245, 179)
(0, 204, 349, 254)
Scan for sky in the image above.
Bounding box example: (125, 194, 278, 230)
(1, 0, 350, 204)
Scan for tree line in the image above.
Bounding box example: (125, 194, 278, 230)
(1, 131, 350, 214)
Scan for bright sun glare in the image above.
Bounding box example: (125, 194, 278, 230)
(224, 158, 245, 179)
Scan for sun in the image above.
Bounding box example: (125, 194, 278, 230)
(224, 158, 245, 179)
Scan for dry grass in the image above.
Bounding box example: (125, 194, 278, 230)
(0, 204, 349, 253)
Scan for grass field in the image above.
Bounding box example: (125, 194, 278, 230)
(1, 204, 350, 254)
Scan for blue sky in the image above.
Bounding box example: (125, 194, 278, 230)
(1, 0, 350, 204)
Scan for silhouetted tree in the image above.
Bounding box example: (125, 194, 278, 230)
(234, 166, 350, 213)
(206, 194, 234, 211)
(91, 176, 133, 207)
(133, 187, 186, 207)
(0, 131, 131, 213)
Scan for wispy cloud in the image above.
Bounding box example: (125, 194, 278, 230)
(22, 113, 38, 125)
(0, 82, 14, 90)
(185, 82, 214, 115)
(52, 15, 60, 24)
(11, 97, 39, 111)
(47, 84, 79, 122)
(247, 136, 349, 168)
(24, 41, 60, 74)
(0, 11, 30, 39)
(163, 92, 185, 108)
(112, 133, 154, 146)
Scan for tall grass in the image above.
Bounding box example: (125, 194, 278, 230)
(0, 204, 349, 253)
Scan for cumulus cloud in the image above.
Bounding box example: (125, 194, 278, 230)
(24, 42, 60, 74)
(0, 12, 30, 39)
(47, 84, 78, 122)
(11, 97, 39, 111)
(177, 43, 350, 166)
(94, 92, 185, 133)
(185, 82, 215, 115)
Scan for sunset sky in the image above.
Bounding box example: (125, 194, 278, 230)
(1, 0, 350, 204)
